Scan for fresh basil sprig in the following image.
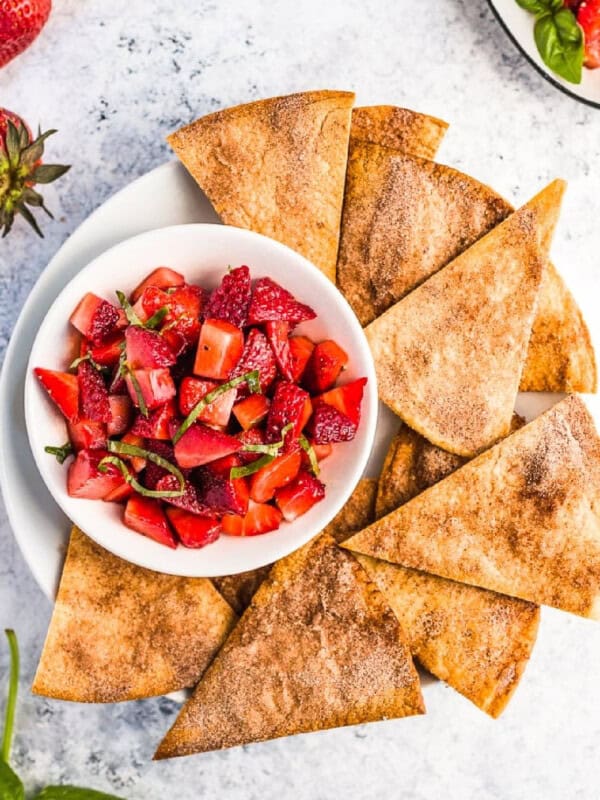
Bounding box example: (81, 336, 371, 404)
(44, 443, 74, 465)
(1, 631, 124, 800)
(516, 0, 584, 84)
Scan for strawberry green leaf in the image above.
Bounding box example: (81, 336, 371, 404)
(31, 164, 71, 184)
(5, 121, 20, 169)
(16, 204, 43, 238)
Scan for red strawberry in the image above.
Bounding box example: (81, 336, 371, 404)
(70, 293, 123, 345)
(120, 432, 146, 473)
(247, 278, 316, 326)
(103, 482, 134, 504)
(125, 367, 176, 410)
(194, 455, 250, 515)
(178, 376, 236, 428)
(123, 495, 177, 549)
(229, 328, 277, 396)
(265, 381, 310, 444)
(165, 508, 221, 549)
(0, 2, 51, 68)
(107, 395, 133, 437)
(236, 427, 267, 464)
(0, 106, 69, 237)
(265, 321, 295, 381)
(174, 423, 241, 469)
(89, 334, 124, 368)
(130, 399, 177, 440)
(67, 449, 124, 500)
(205, 265, 251, 328)
(316, 377, 367, 427)
(161, 284, 205, 351)
(578, 0, 600, 68)
(131, 267, 185, 303)
(125, 326, 176, 370)
(249, 450, 302, 503)
(289, 335, 315, 382)
(155, 475, 215, 516)
(194, 318, 244, 380)
(232, 393, 270, 431)
(303, 340, 348, 394)
(142, 440, 177, 489)
(67, 419, 107, 451)
(221, 500, 282, 536)
(34, 368, 79, 422)
(275, 470, 325, 521)
(78, 361, 111, 423)
(306, 403, 357, 444)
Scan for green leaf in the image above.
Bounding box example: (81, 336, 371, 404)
(16, 204, 43, 238)
(172, 370, 261, 444)
(144, 306, 170, 330)
(515, 0, 561, 15)
(5, 122, 21, 169)
(44, 443, 74, 465)
(0, 761, 24, 800)
(534, 9, 583, 84)
(101, 440, 186, 498)
(20, 130, 57, 169)
(299, 435, 320, 476)
(99, 455, 185, 499)
(115, 290, 143, 327)
(31, 164, 71, 185)
(1, 630, 19, 765)
(34, 787, 124, 800)
(122, 364, 148, 418)
(230, 453, 275, 479)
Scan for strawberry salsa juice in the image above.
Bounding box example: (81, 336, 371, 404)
(35, 266, 367, 549)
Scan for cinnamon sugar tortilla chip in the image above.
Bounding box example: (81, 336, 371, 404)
(345, 396, 600, 619)
(365, 181, 564, 457)
(155, 533, 424, 758)
(32, 528, 236, 703)
(167, 90, 355, 282)
(349, 105, 448, 158)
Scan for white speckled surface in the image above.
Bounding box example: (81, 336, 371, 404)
(1, 1, 600, 797)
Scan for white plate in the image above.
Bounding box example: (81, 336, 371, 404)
(488, 0, 600, 108)
(1, 159, 599, 600)
(23, 223, 378, 578)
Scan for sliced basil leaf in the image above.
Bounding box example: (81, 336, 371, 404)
(102, 440, 186, 498)
(515, 0, 561, 15)
(172, 370, 261, 444)
(299, 435, 320, 476)
(534, 9, 583, 84)
(230, 453, 275, 479)
(44, 443, 74, 465)
(145, 306, 170, 330)
(99, 456, 185, 499)
(115, 290, 143, 326)
(122, 365, 148, 418)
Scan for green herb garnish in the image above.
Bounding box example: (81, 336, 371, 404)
(98, 440, 186, 499)
(144, 306, 170, 330)
(122, 364, 148, 418)
(230, 423, 295, 479)
(516, 0, 584, 84)
(299, 435, 320, 476)
(229, 453, 276, 479)
(44, 443, 74, 465)
(116, 290, 144, 327)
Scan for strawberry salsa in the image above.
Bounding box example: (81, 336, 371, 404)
(35, 266, 367, 549)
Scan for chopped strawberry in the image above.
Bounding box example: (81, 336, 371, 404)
(248, 278, 316, 326)
(70, 293, 123, 345)
(265, 381, 310, 443)
(236, 427, 267, 465)
(232, 393, 270, 430)
(132, 286, 171, 323)
(67, 449, 124, 499)
(34, 368, 79, 422)
(178, 377, 236, 428)
(125, 368, 176, 410)
(306, 404, 357, 444)
(275, 470, 325, 521)
(205, 265, 251, 328)
(265, 320, 295, 381)
(156, 475, 215, 516)
(249, 450, 302, 503)
(125, 326, 176, 370)
(222, 500, 282, 536)
(107, 395, 133, 437)
(579, 0, 600, 68)
(316, 377, 367, 427)
(165, 508, 221, 549)
(78, 361, 111, 423)
(123, 495, 177, 549)
(289, 335, 315, 382)
(298, 397, 313, 432)
(303, 340, 348, 393)
(194, 455, 250, 515)
(120, 432, 146, 472)
(142, 440, 177, 489)
(174, 423, 241, 469)
(161, 284, 205, 351)
(109, 363, 126, 395)
(67, 419, 107, 451)
(131, 267, 185, 302)
(312, 441, 333, 461)
(103, 482, 134, 504)
(229, 328, 277, 396)
(130, 399, 177, 440)
(88, 334, 124, 368)
(194, 318, 244, 380)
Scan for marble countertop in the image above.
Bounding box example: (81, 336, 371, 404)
(1, 0, 600, 797)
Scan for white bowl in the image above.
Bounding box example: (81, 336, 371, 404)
(24, 224, 378, 577)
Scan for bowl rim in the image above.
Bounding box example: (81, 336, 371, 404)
(24, 222, 378, 577)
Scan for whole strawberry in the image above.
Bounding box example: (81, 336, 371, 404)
(0, 0, 51, 68)
(0, 108, 70, 237)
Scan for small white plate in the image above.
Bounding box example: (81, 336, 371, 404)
(23, 223, 378, 578)
(488, 0, 600, 108)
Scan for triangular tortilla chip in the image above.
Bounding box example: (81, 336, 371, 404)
(212, 565, 272, 617)
(337, 147, 510, 325)
(365, 181, 564, 456)
(32, 528, 236, 702)
(345, 396, 600, 619)
(155, 533, 424, 758)
(167, 90, 355, 281)
(349, 105, 448, 158)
